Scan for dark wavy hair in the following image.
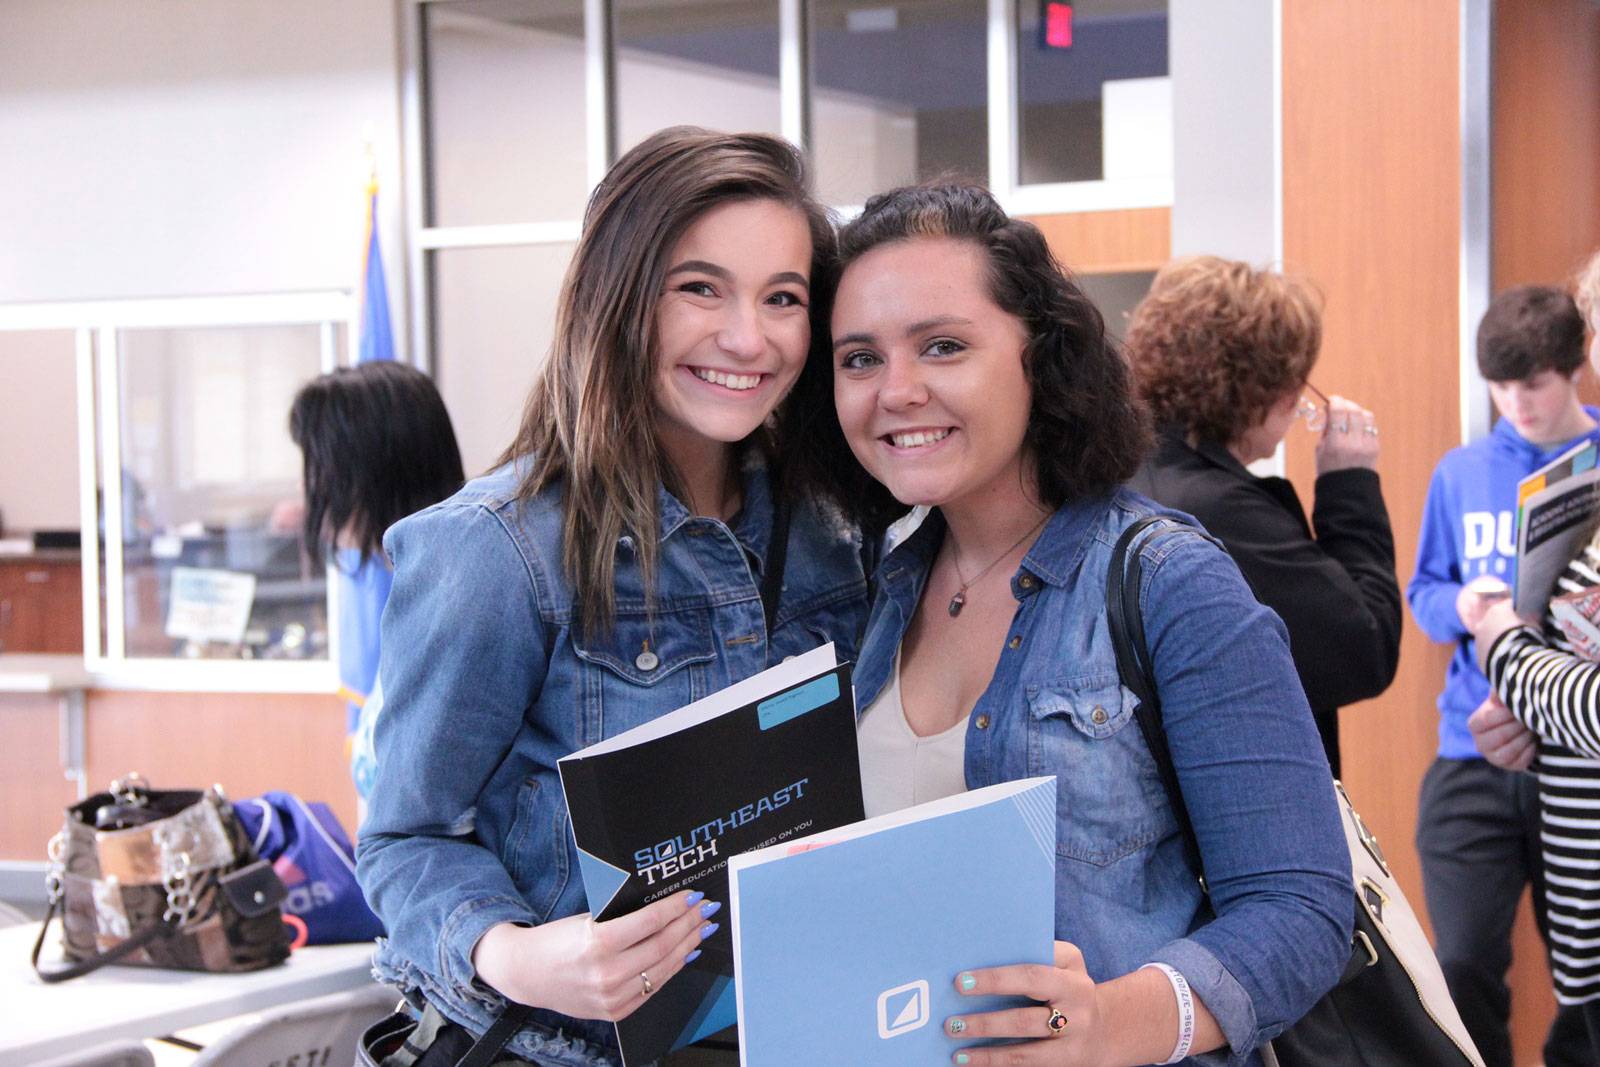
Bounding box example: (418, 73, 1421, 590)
(500, 127, 838, 636)
(802, 182, 1150, 529)
(1478, 285, 1585, 382)
(289, 361, 465, 569)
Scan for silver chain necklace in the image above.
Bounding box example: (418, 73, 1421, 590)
(945, 514, 1049, 618)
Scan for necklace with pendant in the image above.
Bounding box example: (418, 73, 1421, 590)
(946, 514, 1050, 618)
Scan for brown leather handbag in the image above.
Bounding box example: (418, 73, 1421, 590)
(32, 774, 292, 982)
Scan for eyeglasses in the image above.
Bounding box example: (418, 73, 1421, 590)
(1295, 382, 1330, 432)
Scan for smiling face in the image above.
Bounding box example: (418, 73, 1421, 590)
(652, 198, 814, 457)
(832, 236, 1035, 513)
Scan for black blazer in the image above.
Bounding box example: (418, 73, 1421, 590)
(1128, 430, 1402, 775)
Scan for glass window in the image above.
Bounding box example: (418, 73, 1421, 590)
(809, 0, 987, 206)
(615, 0, 782, 154)
(1016, 0, 1170, 186)
(112, 324, 330, 661)
(1076, 269, 1155, 343)
(424, 0, 589, 226)
(431, 243, 576, 476)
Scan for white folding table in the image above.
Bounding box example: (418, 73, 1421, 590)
(0, 921, 383, 1065)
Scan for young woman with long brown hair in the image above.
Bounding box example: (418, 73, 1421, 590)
(356, 128, 868, 1067)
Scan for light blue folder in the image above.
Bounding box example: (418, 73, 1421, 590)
(729, 777, 1057, 1066)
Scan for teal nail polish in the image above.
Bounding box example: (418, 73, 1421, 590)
(948, 1018, 967, 1035)
(685, 949, 702, 964)
(700, 900, 722, 919)
(958, 973, 977, 992)
(955, 1055, 971, 1065)
(685, 891, 705, 908)
(701, 921, 720, 940)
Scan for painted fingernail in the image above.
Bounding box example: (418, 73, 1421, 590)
(700, 900, 722, 919)
(954, 1055, 971, 1065)
(958, 973, 977, 992)
(685, 949, 702, 964)
(700, 922, 720, 940)
(947, 1018, 967, 1035)
(685, 891, 705, 908)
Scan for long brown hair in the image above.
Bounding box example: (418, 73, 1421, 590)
(499, 127, 836, 636)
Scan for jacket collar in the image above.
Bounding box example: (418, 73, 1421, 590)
(653, 446, 774, 569)
(1158, 425, 1256, 483)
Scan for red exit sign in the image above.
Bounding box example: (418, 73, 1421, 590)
(1044, 2, 1073, 48)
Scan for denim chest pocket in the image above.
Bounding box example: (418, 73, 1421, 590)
(571, 610, 717, 738)
(1026, 676, 1174, 866)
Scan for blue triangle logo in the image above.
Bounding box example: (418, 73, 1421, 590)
(575, 847, 631, 913)
(674, 974, 736, 1050)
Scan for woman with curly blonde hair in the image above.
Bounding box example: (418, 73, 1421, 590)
(1126, 255, 1402, 775)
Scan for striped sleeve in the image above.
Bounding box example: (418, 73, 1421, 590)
(1487, 627, 1600, 760)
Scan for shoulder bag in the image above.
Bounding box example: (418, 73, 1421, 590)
(32, 774, 291, 982)
(1106, 516, 1484, 1067)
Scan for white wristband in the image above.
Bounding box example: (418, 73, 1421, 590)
(1141, 962, 1195, 1063)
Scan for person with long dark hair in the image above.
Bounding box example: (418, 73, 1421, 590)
(356, 128, 868, 1066)
(288, 360, 465, 801)
(818, 183, 1350, 1065)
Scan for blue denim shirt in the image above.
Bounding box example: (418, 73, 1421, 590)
(854, 492, 1352, 1066)
(356, 457, 868, 1066)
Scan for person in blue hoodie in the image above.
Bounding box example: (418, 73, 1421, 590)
(1409, 284, 1598, 1067)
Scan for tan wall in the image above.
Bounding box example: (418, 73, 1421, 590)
(0, 690, 354, 862)
(1492, 0, 1600, 295)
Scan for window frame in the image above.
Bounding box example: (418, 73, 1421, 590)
(0, 292, 353, 693)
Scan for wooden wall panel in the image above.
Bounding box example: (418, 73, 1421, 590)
(1492, 0, 1600, 295)
(1282, 0, 1459, 913)
(0, 694, 80, 859)
(0, 689, 355, 861)
(82, 690, 356, 833)
(1024, 207, 1171, 274)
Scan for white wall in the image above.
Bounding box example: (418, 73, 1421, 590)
(0, 331, 79, 532)
(0, 0, 405, 307)
(0, 0, 405, 533)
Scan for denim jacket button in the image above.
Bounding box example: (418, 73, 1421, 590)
(975, 714, 991, 730)
(1091, 706, 1108, 724)
(1008, 635, 1021, 649)
(635, 650, 660, 672)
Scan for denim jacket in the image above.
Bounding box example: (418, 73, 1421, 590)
(356, 457, 868, 1066)
(854, 492, 1352, 1066)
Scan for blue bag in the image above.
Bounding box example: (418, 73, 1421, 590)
(233, 791, 384, 945)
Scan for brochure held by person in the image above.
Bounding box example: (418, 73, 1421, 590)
(558, 643, 864, 1067)
(728, 776, 1057, 1066)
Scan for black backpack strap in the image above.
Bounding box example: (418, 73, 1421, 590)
(761, 496, 792, 640)
(1106, 515, 1216, 896)
(455, 1002, 535, 1067)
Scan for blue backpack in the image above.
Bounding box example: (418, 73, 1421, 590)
(234, 791, 384, 945)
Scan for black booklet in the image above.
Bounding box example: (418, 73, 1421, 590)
(558, 643, 864, 1066)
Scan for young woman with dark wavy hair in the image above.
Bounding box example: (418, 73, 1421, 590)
(356, 128, 868, 1067)
(819, 184, 1351, 1066)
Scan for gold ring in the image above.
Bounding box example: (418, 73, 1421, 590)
(1046, 1006, 1068, 1035)
(640, 971, 654, 997)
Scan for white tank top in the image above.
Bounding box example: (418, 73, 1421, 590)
(857, 649, 969, 818)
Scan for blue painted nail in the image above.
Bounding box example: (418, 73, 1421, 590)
(955, 1055, 971, 1065)
(958, 973, 977, 992)
(685, 891, 705, 908)
(700, 921, 720, 940)
(685, 949, 702, 964)
(948, 1018, 967, 1035)
(700, 900, 722, 919)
